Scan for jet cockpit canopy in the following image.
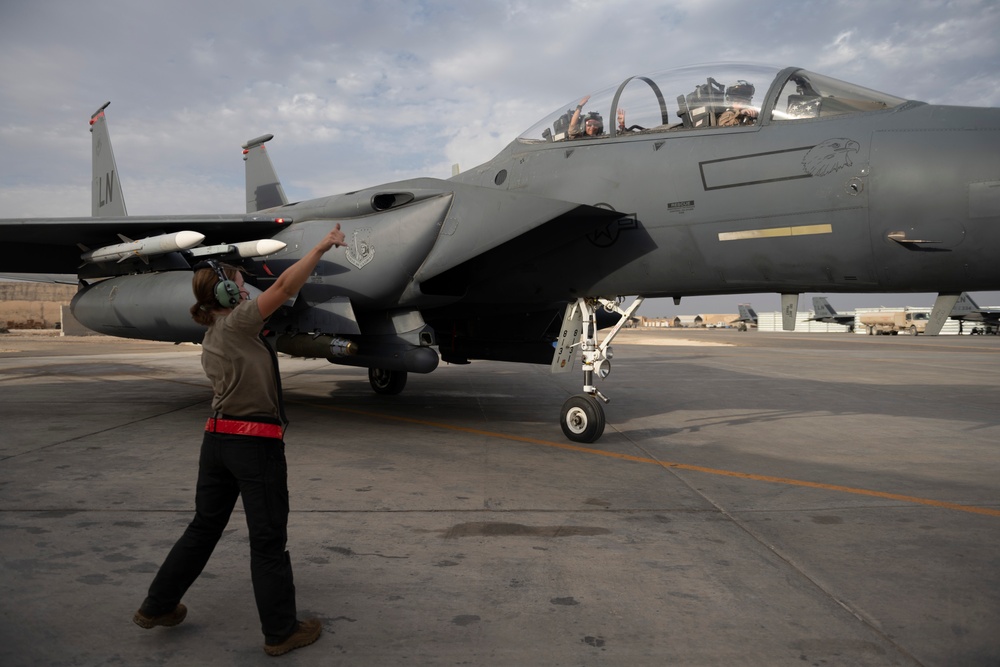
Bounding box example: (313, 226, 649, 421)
(518, 63, 910, 142)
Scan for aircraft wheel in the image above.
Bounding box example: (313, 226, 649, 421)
(369, 368, 407, 395)
(560, 394, 606, 443)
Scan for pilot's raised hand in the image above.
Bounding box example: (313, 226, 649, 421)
(569, 96, 593, 137)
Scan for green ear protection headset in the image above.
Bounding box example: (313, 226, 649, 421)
(208, 260, 241, 308)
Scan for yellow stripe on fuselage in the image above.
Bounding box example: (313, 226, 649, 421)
(719, 224, 832, 241)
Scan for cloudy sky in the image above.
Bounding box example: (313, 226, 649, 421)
(2, 0, 998, 314)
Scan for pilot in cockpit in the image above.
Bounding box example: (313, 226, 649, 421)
(569, 96, 604, 137)
(717, 81, 758, 127)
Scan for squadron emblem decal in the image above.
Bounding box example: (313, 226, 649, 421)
(802, 138, 860, 177)
(346, 227, 375, 269)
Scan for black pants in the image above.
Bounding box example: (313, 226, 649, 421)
(140, 431, 297, 643)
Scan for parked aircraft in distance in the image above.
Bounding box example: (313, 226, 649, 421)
(950, 293, 1000, 334)
(808, 293, 998, 335)
(734, 304, 758, 331)
(808, 297, 856, 332)
(2, 63, 999, 442)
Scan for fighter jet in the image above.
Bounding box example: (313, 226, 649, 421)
(2, 63, 1000, 442)
(733, 304, 758, 331)
(950, 293, 1000, 334)
(808, 297, 856, 332)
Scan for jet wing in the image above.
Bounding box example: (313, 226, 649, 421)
(0, 214, 290, 273)
(806, 314, 855, 326)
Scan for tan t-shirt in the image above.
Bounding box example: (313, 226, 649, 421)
(201, 300, 281, 421)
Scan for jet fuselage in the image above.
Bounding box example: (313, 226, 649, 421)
(445, 102, 1000, 304)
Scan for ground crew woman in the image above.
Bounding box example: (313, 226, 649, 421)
(133, 224, 346, 657)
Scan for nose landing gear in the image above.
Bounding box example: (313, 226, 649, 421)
(553, 296, 644, 443)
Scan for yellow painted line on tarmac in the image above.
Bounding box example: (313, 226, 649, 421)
(304, 403, 1000, 518)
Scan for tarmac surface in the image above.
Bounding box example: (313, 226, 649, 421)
(1, 328, 998, 666)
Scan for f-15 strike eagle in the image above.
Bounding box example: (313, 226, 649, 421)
(734, 304, 758, 331)
(949, 292, 1000, 334)
(808, 297, 856, 331)
(2, 63, 999, 442)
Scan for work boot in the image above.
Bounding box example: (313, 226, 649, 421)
(133, 603, 187, 629)
(263, 618, 322, 656)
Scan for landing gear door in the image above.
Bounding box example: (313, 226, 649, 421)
(551, 302, 583, 373)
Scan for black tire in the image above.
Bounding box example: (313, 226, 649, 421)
(909, 325, 918, 336)
(560, 394, 606, 443)
(369, 368, 407, 395)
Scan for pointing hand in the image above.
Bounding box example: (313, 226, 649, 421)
(319, 223, 347, 251)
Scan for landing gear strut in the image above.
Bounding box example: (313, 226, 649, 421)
(554, 296, 644, 443)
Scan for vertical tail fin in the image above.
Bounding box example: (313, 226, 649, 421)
(735, 303, 757, 331)
(951, 292, 978, 317)
(812, 296, 837, 318)
(242, 134, 288, 213)
(737, 304, 757, 322)
(90, 102, 127, 217)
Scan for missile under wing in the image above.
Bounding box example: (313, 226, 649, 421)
(2, 63, 999, 442)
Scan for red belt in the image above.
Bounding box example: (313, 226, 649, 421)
(205, 418, 284, 439)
